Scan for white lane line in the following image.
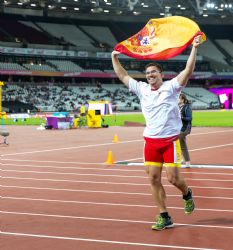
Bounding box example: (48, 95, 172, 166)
(3, 169, 148, 178)
(118, 143, 233, 163)
(1, 162, 143, 172)
(190, 129, 233, 136)
(1, 139, 143, 157)
(191, 143, 233, 152)
(2, 162, 233, 176)
(2, 196, 233, 213)
(1, 129, 232, 158)
(1, 158, 140, 165)
(3, 176, 233, 190)
(0, 231, 220, 250)
(2, 169, 233, 183)
(2, 185, 233, 200)
(1, 210, 233, 230)
(127, 163, 233, 169)
(1, 160, 106, 166)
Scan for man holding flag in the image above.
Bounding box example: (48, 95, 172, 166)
(111, 35, 202, 230)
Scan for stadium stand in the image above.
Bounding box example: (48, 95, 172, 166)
(183, 87, 221, 109)
(47, 60, 84, 72)
(0, 62, 26, 70)
(0, 11, 232, 112)
(80, 25, 118, 49)
(2, 82, 220, 112)
(195, 38, 228, 66)
(36, 22, 96, 50)
(0, 19, 53, 44)
(23, 63, 56, 72)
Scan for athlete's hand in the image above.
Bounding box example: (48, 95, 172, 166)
(112, 50, 120, 58)
(193, 35, 203, 48)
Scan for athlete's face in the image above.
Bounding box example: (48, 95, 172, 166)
(145, 66, 163, 89)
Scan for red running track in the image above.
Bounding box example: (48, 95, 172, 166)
(1, 126, 233, 250)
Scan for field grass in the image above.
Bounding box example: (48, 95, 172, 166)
(2, 110, 233, 127)
(192, 110, 233, 127)
(104, 110, 233, 127)
(2, 117, 45, 126)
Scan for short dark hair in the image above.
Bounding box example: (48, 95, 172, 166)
(145, 62, 163, 73)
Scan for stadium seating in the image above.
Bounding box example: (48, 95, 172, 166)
(0, 19, 52, 44)
(0, 62, 26, 70)
(0, 15, 231, 114)
(3, 82, 221, 112)
(183, 87, 220, 109)
(47, 60, 84, 72)
(23, 63, 56, 71)
(36, 22, 96, 50)
(80, 25, 118, 48)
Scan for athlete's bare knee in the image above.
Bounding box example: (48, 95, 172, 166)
(167, 174, 179, 185)
(149, 174, 161, 187)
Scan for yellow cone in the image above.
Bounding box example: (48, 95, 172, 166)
(113, 134, 119, 143)
(105, 150, 114, 164)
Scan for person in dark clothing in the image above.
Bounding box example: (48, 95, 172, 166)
(179, 93, 192, 168)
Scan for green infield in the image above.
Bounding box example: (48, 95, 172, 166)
(2, 110, 233, 127)
(2, 117, 46, 126)
(104, 110, 233, 127)
(192, 110, 233, 127)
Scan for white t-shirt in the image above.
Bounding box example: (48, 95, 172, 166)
(129, 77, 183, 138)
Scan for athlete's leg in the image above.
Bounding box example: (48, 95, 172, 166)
(165, 166, 188, 195)
(163, 138, 195, 214)
(144, 137, 175, 230)
(144, 137, 168, 213)
(145, 165, 166, 212)
(163, 138, 188, 194)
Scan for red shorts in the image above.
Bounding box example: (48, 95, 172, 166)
(144, 136, 182, 167)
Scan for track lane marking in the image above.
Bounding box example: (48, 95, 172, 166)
(2, 169, 233, 182)
(2, 162, 233, 175)
(3, 176, 233, 190)
(1, 139, 142, 157)
(0, 231, 222, 250)
(2, 185, 233, 200)
(1, 210, 233, 230)
(2, 196, 233, 213)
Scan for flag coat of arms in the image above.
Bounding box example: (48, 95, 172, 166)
(114, 16, 206, 60)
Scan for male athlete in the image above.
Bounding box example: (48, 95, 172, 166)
(111, 35, 202, 230)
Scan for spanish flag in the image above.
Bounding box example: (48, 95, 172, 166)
(114, 16, 206, 60)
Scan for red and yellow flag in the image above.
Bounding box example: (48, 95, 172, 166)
(114, 16, 206, 60)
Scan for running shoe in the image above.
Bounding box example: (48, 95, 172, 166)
(151, 215, 174, 230)
(184, 188, 195, 214)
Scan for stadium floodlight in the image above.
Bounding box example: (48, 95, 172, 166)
(116, 10, 122, 15)
(48, 5, 56, 9)
(128, 0, 138, 11)
(206, 1, 215, 9)
(39, 0, 46, 7)
(91, 7, 103, 13)
(133, 11, 141, 15)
